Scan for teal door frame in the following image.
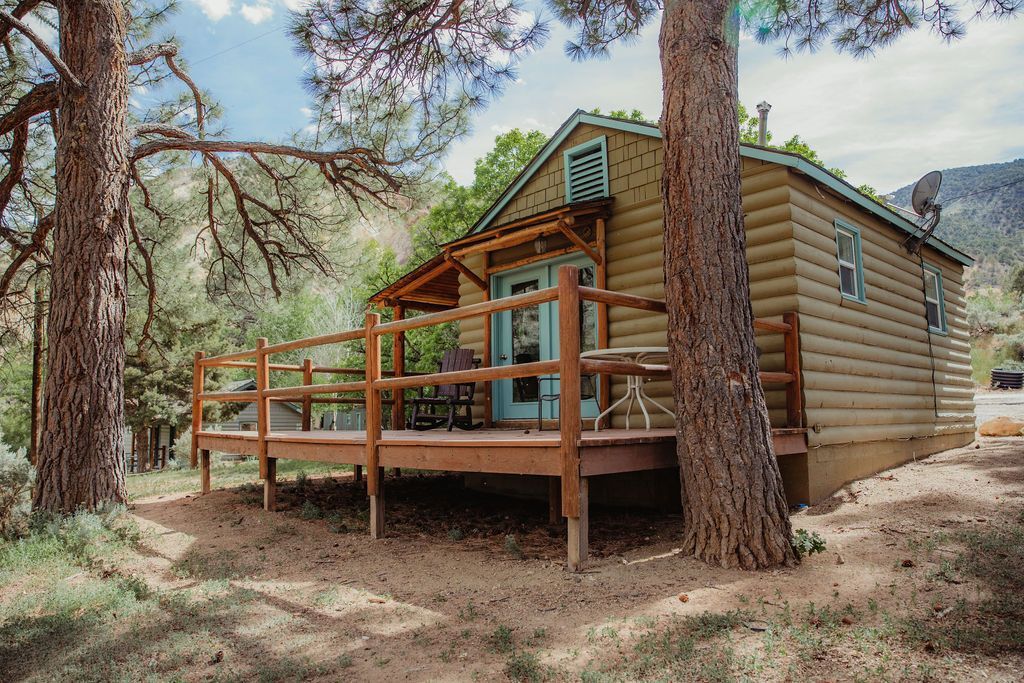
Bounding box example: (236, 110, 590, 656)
(491, 252, 599, 422)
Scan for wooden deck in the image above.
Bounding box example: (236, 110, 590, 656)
(197, 427, 806, 477)
(193, 266, 808, 570)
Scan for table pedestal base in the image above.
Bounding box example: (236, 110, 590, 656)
(594, 375, 675, 431)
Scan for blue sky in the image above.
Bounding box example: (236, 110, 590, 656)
(163, 0, 1023, 193)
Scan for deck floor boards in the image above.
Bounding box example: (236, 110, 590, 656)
(196, 427, 804, 477)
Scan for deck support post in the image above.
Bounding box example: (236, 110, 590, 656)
(548, 477, 561, 525)
(370, 469, 384, 538)
(200, 449, 211, 495)
(365, 312, 384, 538)
(191, 351, 205, 468)
(557, 265, 586, 571)
(567, 478, 589, 571)
(264, 457, 277, 511)
(354, 465, 363, 483)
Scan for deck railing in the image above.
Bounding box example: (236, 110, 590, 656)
(192, 264, 803, 544)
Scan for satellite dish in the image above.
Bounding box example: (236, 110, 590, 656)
(911, 170, 942, 216)
(903, 170, 943, 254)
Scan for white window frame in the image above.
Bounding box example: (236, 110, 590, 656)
(922, 264, 948, 334)
(834, 220, 866, 303)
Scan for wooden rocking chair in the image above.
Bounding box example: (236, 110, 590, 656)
(408, 348, 484, 431)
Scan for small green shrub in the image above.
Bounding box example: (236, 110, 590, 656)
(447, 527, 464, 541)
(171, 427, 192, 464)
(0, 437, 34, 539)
(490, 625, 515, 653)
(327, 511, 347, 533)
(504, 651, 545, 682)
(791, 529, 827, 558)
(300, 500, 323, 520)
(504, 533, 523, 559)
(295, 470, 309, 489)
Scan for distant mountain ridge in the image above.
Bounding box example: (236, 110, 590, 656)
(887, 158, 1024, 286)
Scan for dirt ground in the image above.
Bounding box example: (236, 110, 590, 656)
(107, 435, 1024, 682)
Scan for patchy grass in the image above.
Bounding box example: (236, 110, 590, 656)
(578, 511, 1024, 681)
(126, 458, 351, 500)
(4, 442, 1023, 682)
(902, 509, 1024, 655)
(0, 508, 357, 681)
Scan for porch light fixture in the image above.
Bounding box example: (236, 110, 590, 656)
(533, 235, 547, 254)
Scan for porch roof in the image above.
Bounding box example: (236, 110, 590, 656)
(367, 198, 612, 312)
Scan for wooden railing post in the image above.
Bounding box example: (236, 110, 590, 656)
(482, 251, 493, 428)
(783, 311, 802, 428)
(301, 358, 313, 431)
(255, 337, 275, 511)
(365, 312, 384, 538)
(558, 265, 587, 571)
(391, 305, 405, 431)
(595, 218, 610, 427)
(191, 351, 205, 469)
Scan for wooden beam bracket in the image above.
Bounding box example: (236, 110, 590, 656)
(555, 219, 602, 266)
(444, 252, 488, 291)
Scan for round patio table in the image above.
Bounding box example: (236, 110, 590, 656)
(580, 347, 675, 431)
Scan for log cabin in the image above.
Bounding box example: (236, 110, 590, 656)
(191, 111, 975, 569)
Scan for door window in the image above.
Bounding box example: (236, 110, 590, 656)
(510, 279, 540, 403)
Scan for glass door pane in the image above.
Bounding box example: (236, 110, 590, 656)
(579, 266, 597, 354)
(510, 279, 540, 403)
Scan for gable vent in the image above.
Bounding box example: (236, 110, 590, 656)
(564, 136, 609, 203)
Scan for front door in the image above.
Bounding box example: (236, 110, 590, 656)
(492, 254, 599, 422)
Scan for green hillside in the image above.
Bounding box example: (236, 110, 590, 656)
(888, 158, 1024, 286)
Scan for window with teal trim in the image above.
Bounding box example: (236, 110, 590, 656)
(834, 220, 866, 303)
(922, 264, 947, 333)
(564, 136, 609, 203)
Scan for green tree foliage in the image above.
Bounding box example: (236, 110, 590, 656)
(1009, 265, 1024, 300)
(411, 128, 549, 262)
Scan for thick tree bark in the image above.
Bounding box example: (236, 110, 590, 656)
(29, 281, 44, 466)
(659, 0, 797, 569)
(33, 1, 130, 512)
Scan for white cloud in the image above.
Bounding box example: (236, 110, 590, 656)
(737, 20, 1024, 191)
(299, 106, 313, 118)
(193, 0, 232, 21)
(280, 0, 312, 10)
(444, 19, 1022, 192)
(240, 2, 274, 23)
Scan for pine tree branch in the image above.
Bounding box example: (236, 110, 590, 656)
(0, 121, 28, 219)
(0, 0, 44, 43)
(132, 136, 399, 174)
(127, 41, 178, 67)
(0, 211, 52, 302)
(126, 205, 157, 353)
(0, 10, 84, 89)
(0, 80, 57, 137)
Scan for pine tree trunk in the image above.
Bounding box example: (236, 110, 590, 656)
(137, 425, 150, 473)
(33, 1, 130, 512)
(29, 281, 45, 466)
(659, 0, 797, 569)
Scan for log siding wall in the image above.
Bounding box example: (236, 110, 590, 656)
(453, 123, 974, 501)
(785, 170, 974, 499)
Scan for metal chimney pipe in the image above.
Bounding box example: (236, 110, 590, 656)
(756, 101, 771, 146)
